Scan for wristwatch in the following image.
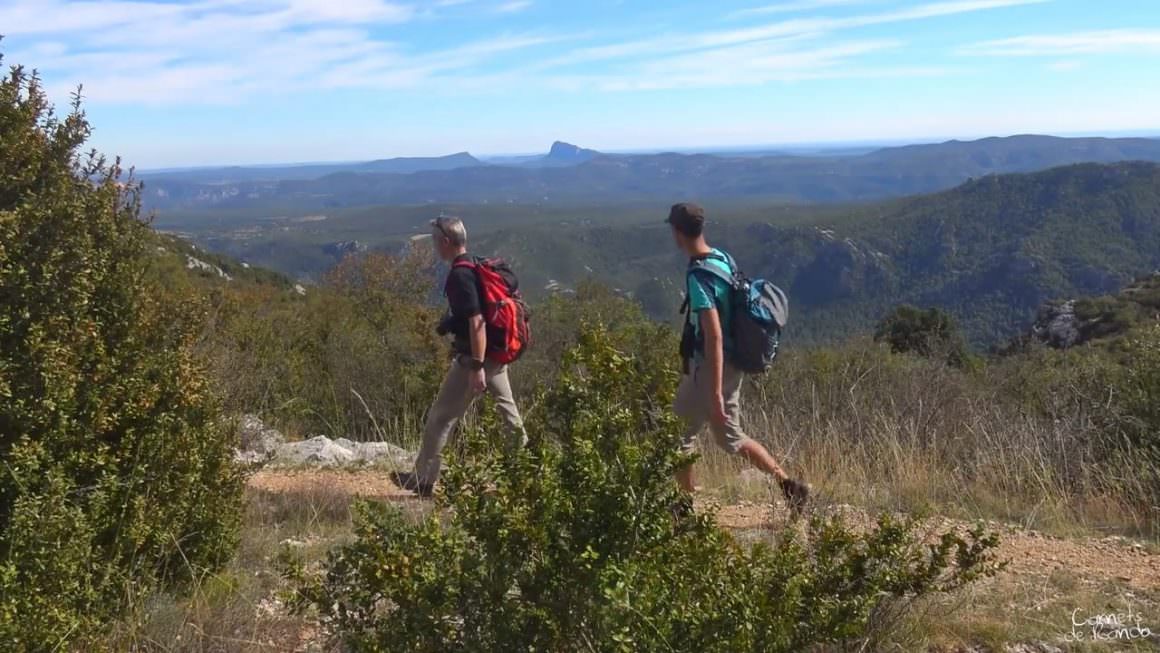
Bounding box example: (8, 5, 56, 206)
(468, 358, 485, 371)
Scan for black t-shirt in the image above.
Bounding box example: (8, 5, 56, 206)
(443, 254, 482, 353)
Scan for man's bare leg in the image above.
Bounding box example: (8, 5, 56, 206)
(676, 465, 696, 493)
(736, 439, 788, 483)
(736, 439, 809, 513)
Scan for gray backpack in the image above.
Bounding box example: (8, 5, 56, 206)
(681, 251, 788, 374)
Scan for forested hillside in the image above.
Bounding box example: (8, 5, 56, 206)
(471, 162, 1160, 345)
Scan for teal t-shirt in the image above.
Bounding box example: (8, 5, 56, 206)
(686, 248, 733, 344)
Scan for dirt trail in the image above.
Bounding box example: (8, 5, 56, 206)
(247, 469, 1160, 594)
(714, 503, 1160, 594)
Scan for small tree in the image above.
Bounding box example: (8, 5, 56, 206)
(0, 58, 242, 647)
(875, 304, 970, 367)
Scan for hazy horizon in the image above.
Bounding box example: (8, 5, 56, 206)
(133, 129, 1160, 172)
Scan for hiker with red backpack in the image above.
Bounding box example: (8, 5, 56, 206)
(667, 203, 810, 514)
(393, 216, 530, 497)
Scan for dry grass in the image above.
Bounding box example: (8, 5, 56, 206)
(102, 483, 366, 652)
(686, 342, 1158, 542)
(898, 570, 1160, 652)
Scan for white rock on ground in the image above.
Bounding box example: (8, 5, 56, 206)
(332, 438, 415, 466)
(274, 435, 356, 466)
(234, 414, 414, 468)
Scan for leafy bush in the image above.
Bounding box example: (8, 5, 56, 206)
(0, 63, 242, 648)
(287, 326, 1001, 652)
(875, 304, 970, 367)
(515, 280, 678, 397)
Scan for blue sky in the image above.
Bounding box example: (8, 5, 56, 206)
(2, 0, 1159, 168)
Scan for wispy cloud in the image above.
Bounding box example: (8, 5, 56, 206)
(729, 0, 872, 20)
(961, 29, 1160, 56)
(0, 0, 415, 35)
(496, 0, 533, 13)
(2, 0, 1049, 105)
(536, 0, 1045, 70)
(1, 0, 561, 103)
(507, 0, 1040, 93)
(586, 39, 915, 90)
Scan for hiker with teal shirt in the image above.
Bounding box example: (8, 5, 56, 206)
(666, 202, 809, 514)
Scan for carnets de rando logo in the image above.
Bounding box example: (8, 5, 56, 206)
(1065, 604, 1154, 643)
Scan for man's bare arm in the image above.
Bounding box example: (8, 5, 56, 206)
(467, 314, 488, 392)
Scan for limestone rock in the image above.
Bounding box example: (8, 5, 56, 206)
(1031, 300, 1080, 349)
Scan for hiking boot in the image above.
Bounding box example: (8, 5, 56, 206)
(390, 471, 434, 498)
(779, 478, 809, 515)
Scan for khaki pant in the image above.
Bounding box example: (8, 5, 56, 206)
(414, 355, 527, 485)
(673, 360, 749, 454)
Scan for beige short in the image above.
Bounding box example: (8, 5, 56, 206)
(672, 360, 749, 454)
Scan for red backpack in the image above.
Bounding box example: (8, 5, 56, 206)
(452, 257, 531, 364)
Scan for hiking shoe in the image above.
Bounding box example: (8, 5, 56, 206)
(390, 471, 434, 498)
(779, 478, 810, 516)
(671, 494, 695, 521)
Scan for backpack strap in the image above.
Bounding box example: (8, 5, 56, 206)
(687, 252, 740, 291)
(446, 257, 482, 299)
(681, 251, 740, 324)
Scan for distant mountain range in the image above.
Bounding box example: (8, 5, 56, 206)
(142, 135, 1160, 212)
(140, 152, 482, 184)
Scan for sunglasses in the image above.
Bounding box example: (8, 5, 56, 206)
(433, 217, 454, 241)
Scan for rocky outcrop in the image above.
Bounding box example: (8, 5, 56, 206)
(1030, 300, 1080, 349)
(235, 415, 414, 468)
(542, 141, 600, 166)
(272, 436, 413, 467)
(185, 254, 232, 281)
(1014, 273, 1160, 351)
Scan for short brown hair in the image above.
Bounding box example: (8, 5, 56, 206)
(666, 202, 705, 238)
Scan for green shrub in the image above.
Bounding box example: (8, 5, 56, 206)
(287, 326, 1001, 652)
(875, 304, 971, 367)
(516, 280, 678, 397)
(0, 63, 242, 648)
